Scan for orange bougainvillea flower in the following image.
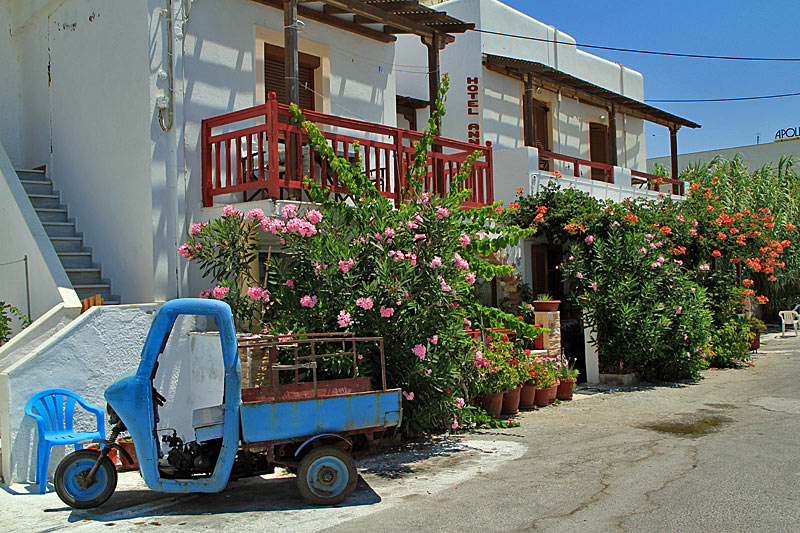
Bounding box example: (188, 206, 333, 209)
(756, 295, 769, 304)
(742, 278, 754, 287)
(768, 275, 777, 281)
(717, 233, 727, 240)
(712, 250, 722, 257)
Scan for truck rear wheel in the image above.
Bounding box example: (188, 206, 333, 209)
(296, 446, 357, 505)
(54, 449, 117, 509)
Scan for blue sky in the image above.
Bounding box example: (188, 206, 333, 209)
(500, 0, 800, 158)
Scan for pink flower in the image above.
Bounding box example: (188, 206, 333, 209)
(427, 335, 439, 345)
(455, 397, 465, 407)
(699, 264, 711, 271)
(306, 209, 323, 224)
(464, 318, 472, 329)
(612, 221, 620, 227)
(286, 279, 295, 288)
(281, 203, 298, 219)
(412, 344, 427, 359)
(261, 217, 285, 234)
(380, 306, 395, 318)
(576, 272, 583, 279)
(692, 219, 699, 227)
(438, 275, 451, 292)
(430, 256, 442, 268)
(212, 286, 229, 299)
(338, 258, 356, 274)
(222, 205, 241, 218)
(190, 222, 207, 235)
(247, 208, 265, 222)
(459, 234, 470, 248)
(454, 252, 470, 271)
(651, 262, 662, 268)
(405, 221, 419, 230)
(337, 310, 353, 328)
(407, 253, 417, 266)
(413, 233, 427, 241)
(689, 228, 698, 236)
(356, 297, 374, 310)
(416, 192, 430, 205)
(178, 244, 193, 258)
(677, 215, 685, 222)
(384, 227, 396, 239)
(300, 295, 318, 308)
(426, 368, 432, 375)
(585, 235, 594, 245)
(247, 286, 264, 300)
(451, 419, 459, 430)
(638, 247, 647, 254)
(403, 391, 415, 401)
(357, 354, 363, 360)
(590, 282, 598, 291)
(199, 288, 212, 299)
(436, 207, 450, 219)
(465, 272, 476, 285)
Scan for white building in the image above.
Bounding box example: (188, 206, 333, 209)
(648, 136, 800, 174)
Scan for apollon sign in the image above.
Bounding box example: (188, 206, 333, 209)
(775, 126, 799, 140)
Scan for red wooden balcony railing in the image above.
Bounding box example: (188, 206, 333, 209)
(539, 149, 684, 196)
(201, 93, 494, 208)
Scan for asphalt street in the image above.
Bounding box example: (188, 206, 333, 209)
(2, 331, 798, 532)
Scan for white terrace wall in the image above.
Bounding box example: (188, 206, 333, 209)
(396, 0, 648, 181)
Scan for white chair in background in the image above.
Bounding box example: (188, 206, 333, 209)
(779, 310, 800, 337)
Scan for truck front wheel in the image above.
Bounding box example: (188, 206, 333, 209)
(296, 446, 357, 505)
(54, 449, 117, 509)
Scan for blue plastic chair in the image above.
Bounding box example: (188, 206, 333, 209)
(24, 389, 105, 493)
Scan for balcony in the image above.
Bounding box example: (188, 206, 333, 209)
(493, 146, 684, 205)
(201, 94, 494, 209)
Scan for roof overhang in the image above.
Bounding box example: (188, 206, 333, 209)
(252, 0, 474, 44)
(483, 53, 700, 130)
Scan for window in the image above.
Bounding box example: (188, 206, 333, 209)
(589, 122, 610, 182)
(264, 43, 319, 111)
(523, 97, 551, 170)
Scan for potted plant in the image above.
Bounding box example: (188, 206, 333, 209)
(533, 294, 561, 313)
(117, 436, 138, 471)
(532, 362, 558, 407)
(471, 339, 516, 418)
(518, 352, 538, 409)
(747, 316, 767, 352)
(556, 357, 580, 400)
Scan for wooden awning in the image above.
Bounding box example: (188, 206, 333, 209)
(483, 53, 700, 130)
(252, 0, 474, 43)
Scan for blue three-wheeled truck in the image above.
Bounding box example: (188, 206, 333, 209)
(53, 299, 402, 508)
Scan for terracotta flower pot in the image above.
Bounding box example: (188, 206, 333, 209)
(534, 300, 561, 313)
(501, 385, 522, 415)
(118, 440, 139, 472)
(481, 391, 504, 418)
(88, 445, 117, 466)
(547, 381, 559, 403)
(519, 383, 537, 409)
(533, 387, 550, 407)
(556, 378, 576, 401)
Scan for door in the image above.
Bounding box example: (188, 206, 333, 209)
(589, 122, 610, 182)
(524, 98, 551, 171)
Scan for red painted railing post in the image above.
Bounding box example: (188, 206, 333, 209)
(394, 129, 404, 204)
(201, 119, 212, 207)
(266, 92, 280, 199)
(485, 141, 494, 205)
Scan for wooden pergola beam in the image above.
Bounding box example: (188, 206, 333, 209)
(253, 0, 396, 42)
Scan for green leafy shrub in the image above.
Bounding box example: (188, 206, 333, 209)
(0, 301, 29, 345)
(709, 317, 753, 367)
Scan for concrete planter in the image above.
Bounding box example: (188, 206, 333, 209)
(598, 373, 641, 386)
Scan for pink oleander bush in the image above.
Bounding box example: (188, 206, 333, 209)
(181, 76, 540, 433)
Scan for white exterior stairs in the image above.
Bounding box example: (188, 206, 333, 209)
(16, 170, 120, 304)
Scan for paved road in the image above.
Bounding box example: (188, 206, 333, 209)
(3, 332, 799, 532)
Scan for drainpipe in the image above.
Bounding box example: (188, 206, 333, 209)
(158, 0, 174, 132)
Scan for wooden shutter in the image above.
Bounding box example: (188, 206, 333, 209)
(264, 44, 318, 111)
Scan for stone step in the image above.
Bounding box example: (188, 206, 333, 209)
(57, 251, 94, 268)
(16, 169, 48, 181)
(73, 284, 113, 302)
(42, 220, 78, 238)
(20, 178, 53, 195)
(66, 267, 103, 285)
(28, 193, 61, 209)
(50, 236, 88, 253)
(35, 207, 69, 223)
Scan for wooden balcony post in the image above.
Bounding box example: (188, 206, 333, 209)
(608, 106, 618, 167)
(394, 129, 404, 204)
(267, 92, 280, 198)
(284, 0, 300, 107)
(485, 141, 494, 204)
(670, 125, 680, 195)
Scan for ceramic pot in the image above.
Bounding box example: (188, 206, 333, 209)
(556, 378, 576, 400)
(547, 381, 559, 403)
(519, 383, 537, 409)
(533, 388, 550, 407)
(118, 441, 139, 471)
(534, 300, 561, 313)
(501, 385, 522, 415)
(481, 391, 504, 418)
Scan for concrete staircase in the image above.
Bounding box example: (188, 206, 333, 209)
(17, 169, 120, 304)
